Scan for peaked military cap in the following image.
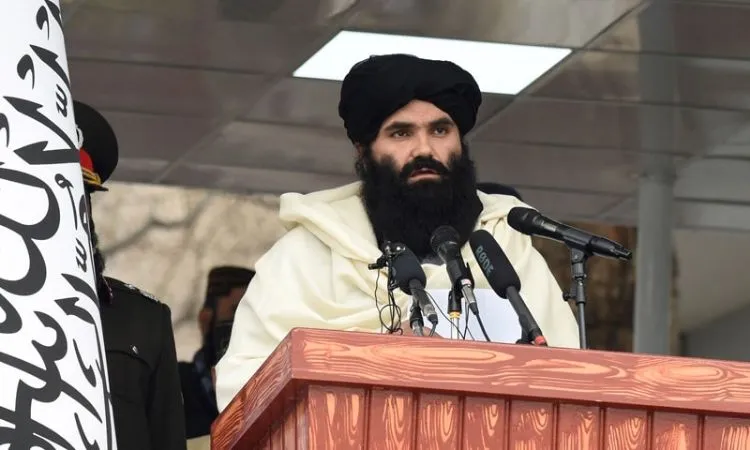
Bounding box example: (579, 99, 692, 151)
(74, 100, 118, 191)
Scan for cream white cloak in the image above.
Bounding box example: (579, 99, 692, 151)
(214, 182, 579, 411)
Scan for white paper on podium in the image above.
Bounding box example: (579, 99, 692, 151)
(425, 288, 522, 343)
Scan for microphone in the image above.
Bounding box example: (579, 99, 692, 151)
(507, 207, 632, 261)
(469, 230, 548, 347)
(389, 244, 439, 329)
(368, 241, 402, 270)
(430, 225, 479, 315)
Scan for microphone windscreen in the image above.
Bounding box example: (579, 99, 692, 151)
(390, 245, 426, 294)
(469, 230, 521, 292)
(430, 225, 459, 255)
(507, 207, 540, 235)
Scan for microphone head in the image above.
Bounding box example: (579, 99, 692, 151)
(389, 244, 426, 295)
(430, 225, 460, 257)
(507, 207, 541, 235)
(469, 230, 521, 292)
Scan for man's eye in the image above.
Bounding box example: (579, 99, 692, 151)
(434, 127, 448, 135)
(391, 130, 409, 137)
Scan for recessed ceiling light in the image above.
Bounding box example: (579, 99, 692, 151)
(293, 30, 572, 95)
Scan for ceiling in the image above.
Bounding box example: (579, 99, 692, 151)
(61, 0, 750, 232)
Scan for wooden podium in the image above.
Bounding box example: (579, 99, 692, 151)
(212, 328, 750, 449)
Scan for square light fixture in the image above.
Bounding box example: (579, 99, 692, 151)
(293, 30, 572, 95)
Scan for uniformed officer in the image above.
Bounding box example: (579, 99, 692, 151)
(179, 266, 254, 439)
(74, 100, 187, 450)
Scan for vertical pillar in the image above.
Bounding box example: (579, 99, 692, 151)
(0, 2, 115, 449)
(634, 0, 677, 355)
(634, 171, 675, 354)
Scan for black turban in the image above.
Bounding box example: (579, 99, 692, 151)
(338, 54, 482, 145)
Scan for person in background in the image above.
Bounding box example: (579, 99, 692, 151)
(75, 100, 187, 450)
(215, 54, 580, 412)
(179, 266, 255, 439)
(476, 181, 523, 201)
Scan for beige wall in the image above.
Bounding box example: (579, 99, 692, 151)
(92, 182, 286, 361)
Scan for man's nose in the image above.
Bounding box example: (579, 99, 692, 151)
(410, 130, 434, 158)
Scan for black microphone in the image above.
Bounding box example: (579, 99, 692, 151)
(430, 225, 479, 315)
(469, 230, 548, 347)
(389, 244, 439, 327)
(507, 207, 632, 261)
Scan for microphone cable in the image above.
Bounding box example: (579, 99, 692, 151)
(475, 314, 491, 343)
(372, 264, 403, 335)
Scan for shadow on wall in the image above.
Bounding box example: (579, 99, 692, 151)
(92, 181, 287, 360)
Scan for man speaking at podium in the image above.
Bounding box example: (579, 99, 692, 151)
(215, 54, 579, 411)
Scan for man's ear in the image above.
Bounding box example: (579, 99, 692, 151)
(354, 143, 364, 158)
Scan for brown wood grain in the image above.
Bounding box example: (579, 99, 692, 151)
(415, 394, 460, 450)
(288, 329, 750, 415)
(212, 337, 293, 450)
(270, 422, 283, 449)
(703, 416, 750, 450)
(367, 389, 415, 450)
(305, 384, 367, 449)
(212, 328, 750, 449)
(462, 396, 506, 450)
(282, 404, 296, 449)
(651, 412, 698, 450)
(557, 404, 599, 450)
(509, 400, 553, 450)
(605, 409, 648, 450)
(295, 395, 308, 449)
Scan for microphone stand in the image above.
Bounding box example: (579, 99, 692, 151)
(409, 301, 425, 336)
(564, 248, 590, 349)
(515, 330, 531, 345)
(447, 288, 462, 339)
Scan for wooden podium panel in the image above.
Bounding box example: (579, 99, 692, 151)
(212, 328, 750, 449)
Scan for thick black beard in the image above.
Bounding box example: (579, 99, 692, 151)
(358, 143, 482, 260)
(86, 191, 111, 304)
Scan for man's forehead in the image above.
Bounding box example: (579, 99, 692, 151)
(381, 101, 455, 128)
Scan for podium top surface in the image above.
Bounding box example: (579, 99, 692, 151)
(213, 328, 750, 442)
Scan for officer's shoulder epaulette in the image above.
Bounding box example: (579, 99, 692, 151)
(106, 277, 161, 304)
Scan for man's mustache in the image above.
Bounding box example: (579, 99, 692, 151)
(399, 157, 450, 181)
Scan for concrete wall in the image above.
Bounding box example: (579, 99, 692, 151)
(682, 305, 750, 362)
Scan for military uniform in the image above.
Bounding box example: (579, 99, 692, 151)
(74, 100, 187, 449)
(101, 277, 187, 450)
